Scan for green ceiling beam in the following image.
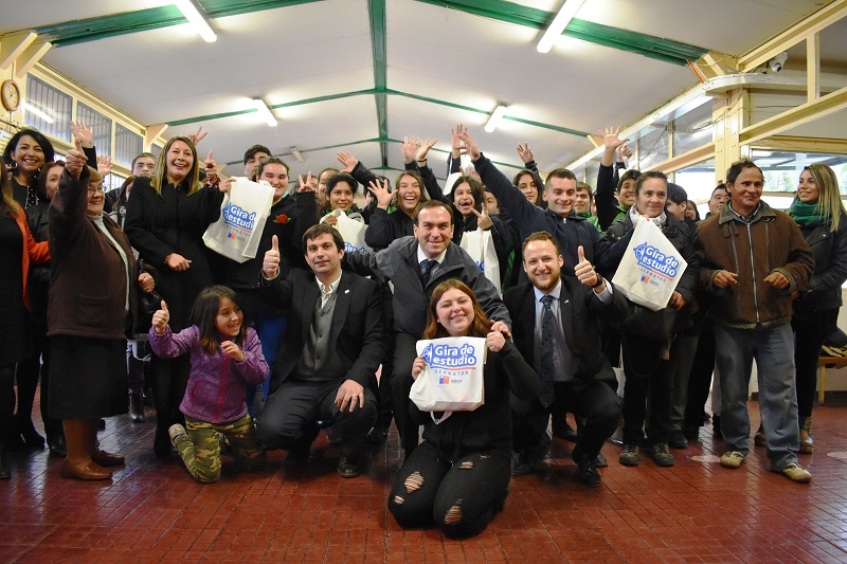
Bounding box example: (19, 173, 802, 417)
(369, 0, 390, 168)
(413, 0, 708, 65)
(34, 0, 323, 47)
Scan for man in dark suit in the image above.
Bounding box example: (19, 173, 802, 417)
(504, 232, 625, 487)
(256, 224, 385, 478)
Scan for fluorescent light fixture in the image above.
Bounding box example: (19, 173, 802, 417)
(22, 101, 54, 124)
(290, 146, 305, 163)
(537, 0, 587, 54)
(484, 104, 508, 133)
(174, 0, 217, 43)
(253, 98, 278, 127)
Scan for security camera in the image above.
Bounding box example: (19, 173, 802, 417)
(769, 52, 788, 73)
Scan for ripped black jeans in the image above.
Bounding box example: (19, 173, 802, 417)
(388, 441, 511, 538)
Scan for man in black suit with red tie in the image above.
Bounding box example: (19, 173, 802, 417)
(504, 231, 625, 486)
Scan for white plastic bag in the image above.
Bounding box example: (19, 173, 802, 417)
(409, 337, 487, 416)
(611, 218, 687, 311)
(459, 228, 501, 294)
(203, 179, 274, 263)
(320, 210, 371, 254)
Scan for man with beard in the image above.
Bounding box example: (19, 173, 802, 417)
(504, 232, 626, 486)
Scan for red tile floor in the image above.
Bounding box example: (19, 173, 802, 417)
(2, 392, 847, 563)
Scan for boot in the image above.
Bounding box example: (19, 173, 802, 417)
(129, 392, 146, 423)
(799, 416, 814, 454)
(61, 419, 111, 481)
(14, 414, 45, 450)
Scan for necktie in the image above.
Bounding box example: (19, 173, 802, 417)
(420, 258, 436, 286)
(539, 294, 556, 407)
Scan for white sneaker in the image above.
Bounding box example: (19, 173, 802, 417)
(720, 451, 746, 469)
(168, 423, 188, 447)
(771, 463, 812, 483)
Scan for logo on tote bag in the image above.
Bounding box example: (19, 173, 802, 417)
(633, 242, 680, 280)
(222, 203, 257, 234)
(420, 342, 478, 382)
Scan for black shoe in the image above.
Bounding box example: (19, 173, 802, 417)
(0, 447, 9, 479)
(552, 419, 578, 442)
(16, 419, 45, 450)
(595, 452, 608, 468)
(47, 434, 67, 458)
(129, 393, 146, 423)
(649, 443, 675, 467)
(682, 425, 700, 441)
(511, 436, 550, 476)
(365, 422, 389, 444)
(576, 457, 601, 487)
(337, 456, 361, 478)
(668, 430, 688, 449)
(712, 415, 723, 440)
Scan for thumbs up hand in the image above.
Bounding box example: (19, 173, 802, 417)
(574, 245, 601, 289)
(152, 300, 170, 334)
(263, 235, 281, 279)
(204, 150, 218, 184)
(65, 136, 87, 179)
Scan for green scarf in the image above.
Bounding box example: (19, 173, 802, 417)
(789, 199, 827, 227)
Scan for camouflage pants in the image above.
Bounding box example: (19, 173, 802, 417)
(176, 414, 266, 483)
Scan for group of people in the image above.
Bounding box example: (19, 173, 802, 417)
(1, 120, 844, 539)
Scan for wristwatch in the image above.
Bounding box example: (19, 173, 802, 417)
(592, 275, 604, 289)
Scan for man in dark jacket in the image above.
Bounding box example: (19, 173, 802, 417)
(695, 160, 814, 483)
(504, 232, 625, 486)
(257, 224, 385, 478)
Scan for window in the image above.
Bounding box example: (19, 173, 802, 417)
(115, 124, 143, 168)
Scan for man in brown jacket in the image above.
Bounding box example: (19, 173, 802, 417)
(694, 160, 814, 483)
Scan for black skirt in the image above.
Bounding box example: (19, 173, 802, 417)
(48, 336, 128, 419)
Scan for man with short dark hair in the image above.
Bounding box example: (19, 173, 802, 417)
(257, 224, 385, 478)
(505, 232, 624, 485)
(243, 144, 271, 179)
(695, 160, 814, 483)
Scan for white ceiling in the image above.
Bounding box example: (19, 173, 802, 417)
(0, 0, 835, 179)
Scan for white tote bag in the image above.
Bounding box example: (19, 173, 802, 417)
(459, 228, 501, 294)
(203, 179, 274, 263)
(320, 210, 372, 254)
(409, 337, 487, 417)
(611, 218, 687, 311)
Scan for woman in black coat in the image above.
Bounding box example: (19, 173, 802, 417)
(124, 136, 224, 457)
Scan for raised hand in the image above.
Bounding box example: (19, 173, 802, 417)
(457, 129, 481, 160)
(297, 172, 315, 192)
(218, 176, 234, 193)
(574, 245, 601, 288)
(204, 150, 218, 184)
(220, 341, 245, 362)
(451, 124, 467, 158)
(263, 235, 280, 279)
(489, 319, 512, 340)
(152, 300, 170, 334)
(603, 127, 628, 152)
(516, 142, 534, 164)
(336, 151, 358, 173)
(471, 205, 493, 230)
(188, 126, 207, 146)
(70, 121, 94, 148)
(97, 154, 112, 178)
(368, 178, 393, 210)
(399, 136, 420, 164)
(416, 138, 437, 162)
(486, 330, 505, 352)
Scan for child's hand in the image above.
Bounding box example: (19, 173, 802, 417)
(220, 341, 244, 362)
(152, 300, 169, 334)
(411, 355, 426, 380)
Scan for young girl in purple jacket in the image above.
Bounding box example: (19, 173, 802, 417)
(149, 286, 268, 483)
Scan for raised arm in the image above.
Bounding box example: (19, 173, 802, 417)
(596, 127, 628, 231)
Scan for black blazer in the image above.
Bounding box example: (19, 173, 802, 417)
(261, 269, 385, 393)
(503, 276, 628, 394)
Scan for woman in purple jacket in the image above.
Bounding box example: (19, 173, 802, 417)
(149, 286, 268, 483)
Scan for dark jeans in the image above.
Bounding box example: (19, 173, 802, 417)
(793, 309, 839, 417)
(512, 380, 620, 461)
(392, 332, 421, 453)
(388, 441, 510, 539)
(684, 317, 716, 429)
(257, 379, 376, 463)
(621, 334, 674, 445)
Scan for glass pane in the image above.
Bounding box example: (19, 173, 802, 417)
(151, 143, 163, 159)
(672, 101, 713, 155)
(24, 75, 72, 142)
(635, 126, 669, 171)
(115, 124, 143, 168)
(77, 102, 112, 156)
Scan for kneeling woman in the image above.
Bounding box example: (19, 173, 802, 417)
(388, 280, 538, 538)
